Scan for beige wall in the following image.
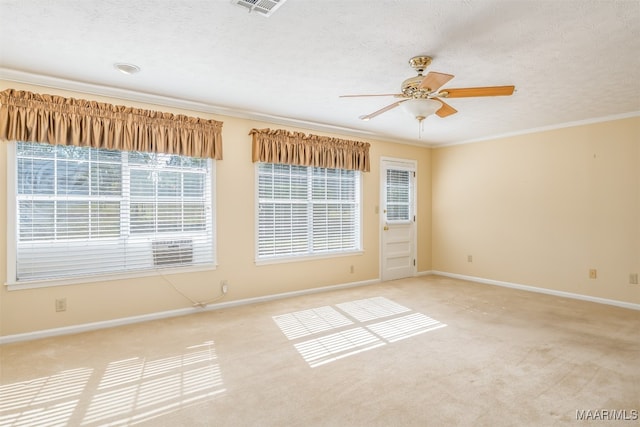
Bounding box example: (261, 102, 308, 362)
(0, 82, 432, 337)
(432, 116, 640, 304)
(2, 80, 637, 338)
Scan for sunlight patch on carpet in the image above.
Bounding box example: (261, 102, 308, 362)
(366, 312, 447, 342)
(0, 341, 226, 427)
(84, 341, 225, 425)
(273, 297, 447, 368)
(336, 296, 411, 322)
(294, 327, 386, 368)
(0, 368, 92, 427)
(272, 306, 353, 340)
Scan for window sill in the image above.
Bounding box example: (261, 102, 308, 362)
(5, 263, 218, 291)
(255, 250, 364, 266)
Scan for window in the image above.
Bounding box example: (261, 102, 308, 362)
(385, 169, 412, 222)
(9, 142, 215, 285)
(257, 163, 361, 260)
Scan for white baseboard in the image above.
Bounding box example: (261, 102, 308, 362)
(416, 270, 434, 277)
(201, 278, 380, 312)
(432, 271, 640, 311)
(5, 272, 635, 345)
(0, 307, 198, 345)
(0, 278, 380, 345)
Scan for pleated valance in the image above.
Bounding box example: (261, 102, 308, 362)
(0, 89, 223, 159)
(250, 128, 370, 172)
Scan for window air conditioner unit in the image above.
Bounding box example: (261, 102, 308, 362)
(152, 239, 193, 267)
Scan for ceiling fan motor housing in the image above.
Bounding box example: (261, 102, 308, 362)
(402, 76, 431, 98)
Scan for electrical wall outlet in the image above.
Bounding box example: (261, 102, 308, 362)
(630, 273, 639, 285)
(467, 255, 473, 263)
(221, 280, 229, 294)
(589, 269, 597, 279)
(55, 298, 67, 312)
(350, 265, 355, 274)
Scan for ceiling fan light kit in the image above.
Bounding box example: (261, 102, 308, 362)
(341, 55, 515, 130)
(400, 98, 442, 122)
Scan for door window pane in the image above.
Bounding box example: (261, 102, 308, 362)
(386, 169, 411, 222)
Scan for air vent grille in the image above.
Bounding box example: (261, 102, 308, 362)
(231, 0, 287, 17)
(152, 239, 193, 267)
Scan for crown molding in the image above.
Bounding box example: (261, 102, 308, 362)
(441, 111, 640, 148)
(4, 67, 635, 150)
(0, 67, 425, 147)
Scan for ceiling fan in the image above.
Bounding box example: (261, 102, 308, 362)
(340, 55, 515, 122)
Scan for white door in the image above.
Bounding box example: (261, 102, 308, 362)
(381, 159, 417, 281)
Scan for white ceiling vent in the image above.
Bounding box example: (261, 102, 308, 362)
(231, 0, 288, 17)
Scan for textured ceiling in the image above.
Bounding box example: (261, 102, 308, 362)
(1, 0, 639, 146)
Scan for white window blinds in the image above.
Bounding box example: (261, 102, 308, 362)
(257, 163, 361, 260)
(12, 142, 214, 284)
(385, 169, 412, 222)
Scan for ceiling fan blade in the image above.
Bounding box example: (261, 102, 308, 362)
(340, 93, 404, 98)
(419, 71, 455, 91)
(435, 100, 458, 118)
(359, 99, 408, 121)
(439, 85, 515, 98)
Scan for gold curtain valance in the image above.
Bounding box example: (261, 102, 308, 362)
(250, 128, 370, 172)
(0, 89, 223, 159)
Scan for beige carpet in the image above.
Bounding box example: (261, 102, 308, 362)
(1, 275, 638, 426)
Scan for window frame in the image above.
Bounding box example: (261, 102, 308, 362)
(384, 167, 414, 225)
(254, 162, 363, 265)
(5, 142, 217, 290)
